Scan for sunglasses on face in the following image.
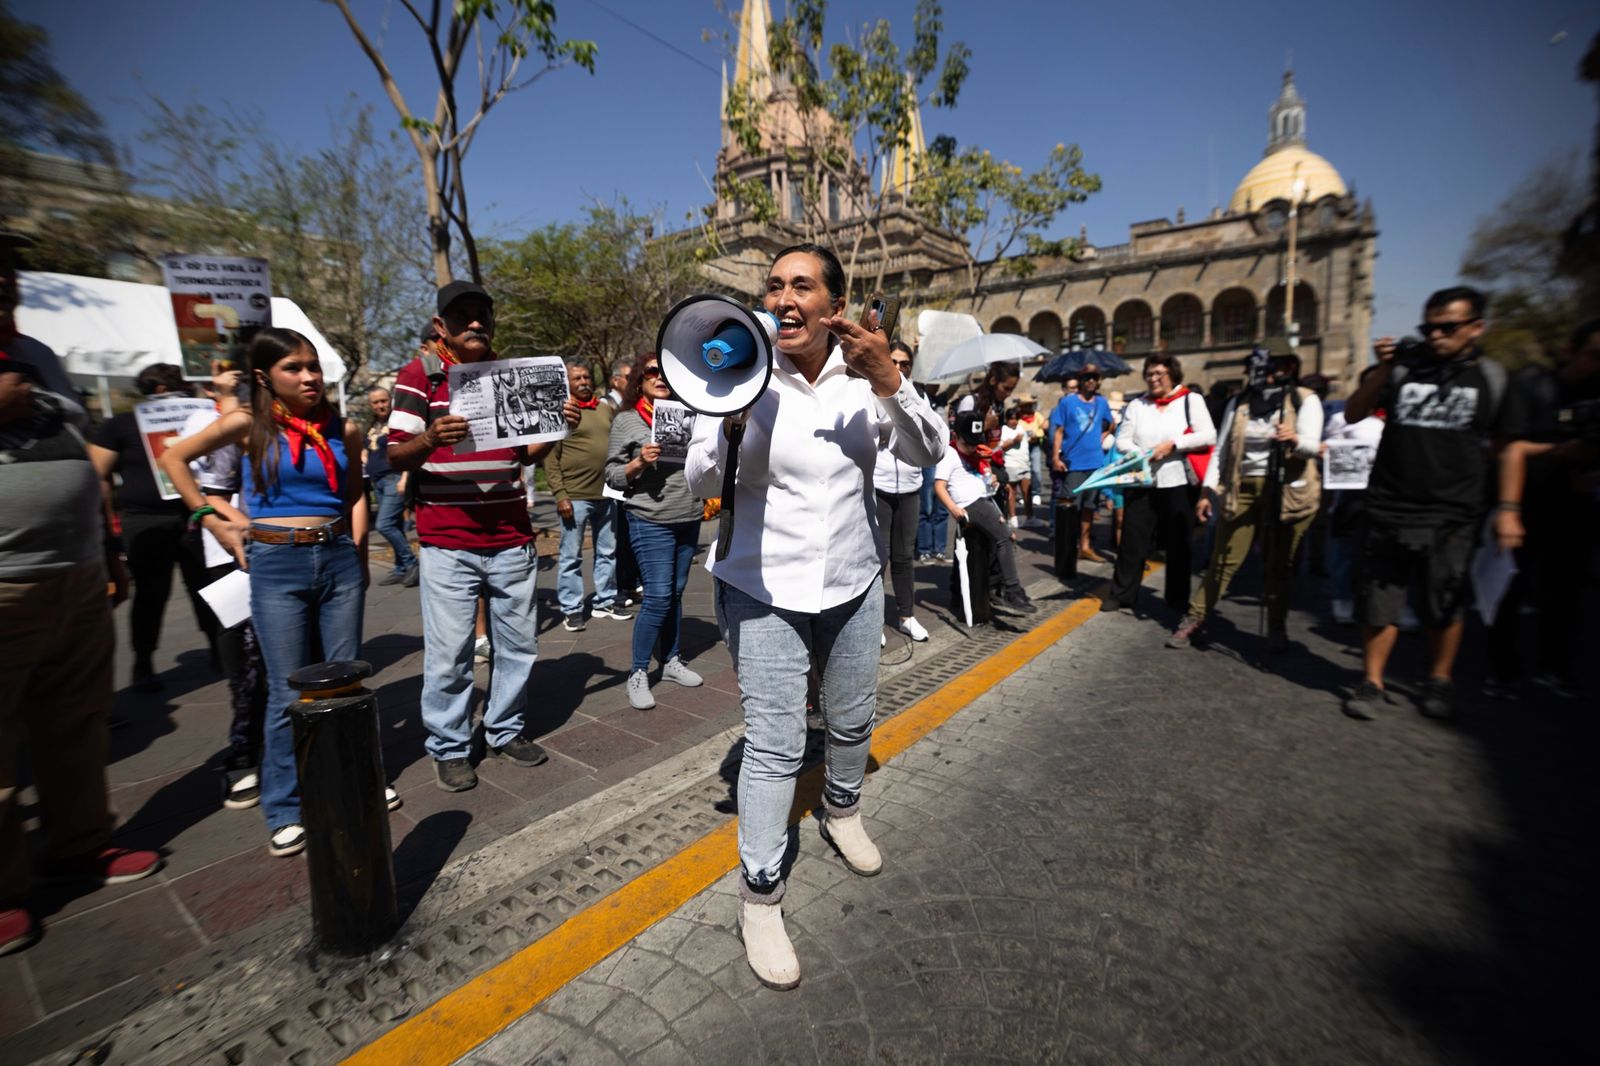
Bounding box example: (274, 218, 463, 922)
(1079, 375, 1100, 382)
(642, 366, 662, 378)
(1418, 318, 1480, 337)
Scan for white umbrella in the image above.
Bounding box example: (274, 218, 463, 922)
(921, 332, 1047, 382)
(953, 533, 974, 627)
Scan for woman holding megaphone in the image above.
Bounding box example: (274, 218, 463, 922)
(685, 243, 946, 990)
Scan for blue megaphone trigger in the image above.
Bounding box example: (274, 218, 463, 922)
(702, 320, 758, 372)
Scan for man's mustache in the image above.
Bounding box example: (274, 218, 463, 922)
(459, 330, 489, 342)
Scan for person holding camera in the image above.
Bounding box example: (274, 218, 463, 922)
(1166, 352, 1322, 652)
(1340, 286, 1510, 721)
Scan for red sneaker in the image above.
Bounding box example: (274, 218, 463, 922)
(0, 907, 39, 956)
(38, 847, 163, 886)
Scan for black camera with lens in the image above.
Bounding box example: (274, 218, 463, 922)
(1393, 337, 1431, 369)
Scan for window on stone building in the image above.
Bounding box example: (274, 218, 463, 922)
(1113, 300, 1154, 354)
(1212, 289, 1256, 344)
(789, 176, 805, 222)
(1160, 294, 1203, 349)
(827, 180, 840, 221)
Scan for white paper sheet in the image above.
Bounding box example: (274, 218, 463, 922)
(448, 355, 570, 454)
(1471, 517, 1518, 624)
(198, 569, 252, 629)
(1323, 439, 1377, 491)
(649, 400, 696, 465)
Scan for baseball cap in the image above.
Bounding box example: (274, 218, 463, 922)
(436, 280, 492, 315)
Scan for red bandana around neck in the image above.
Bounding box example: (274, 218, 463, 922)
(433, 339, 460, 366)
(635, 396, 655, 427)
(574, 395, 599, 410)
(1151, 386, 1190, 408)
(952, 435, 990, 477)
(271, 399, 342, 496)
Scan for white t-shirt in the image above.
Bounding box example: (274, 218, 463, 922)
(1000, 425, 1030, 479)
(935, 448, 992, 509)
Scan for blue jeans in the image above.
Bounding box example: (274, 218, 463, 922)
(628, 516, 698, 672)
(371, 472, 415, 573)
(1029, 444, 1045, 490)
(916, 468, 948, 556)
(418, 542, 538, 760)
(247, 532, 365, 831)
(716, 575, 882, 898)
(557, 498, 618, 615)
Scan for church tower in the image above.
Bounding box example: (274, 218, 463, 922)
(1266, 69, 1307, 154)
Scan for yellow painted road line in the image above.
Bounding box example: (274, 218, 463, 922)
(346, 583, 1127, 1066)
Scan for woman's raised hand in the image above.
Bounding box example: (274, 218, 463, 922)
(822, 315, 898, 397)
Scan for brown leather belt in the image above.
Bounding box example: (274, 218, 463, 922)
(248, 518, 348, 545)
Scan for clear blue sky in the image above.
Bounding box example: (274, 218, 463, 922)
(20, 0, 1599, 339)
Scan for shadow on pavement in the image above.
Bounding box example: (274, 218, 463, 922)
(395, 809, 474, 922)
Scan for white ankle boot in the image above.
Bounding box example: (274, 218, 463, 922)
(820, 811, 882, 876)
(738, 899, 800, 989)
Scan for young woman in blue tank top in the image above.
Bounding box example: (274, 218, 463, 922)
(162, 328, 388, 858)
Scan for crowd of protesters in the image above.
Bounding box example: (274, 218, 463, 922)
(4, 230, 1595, 982)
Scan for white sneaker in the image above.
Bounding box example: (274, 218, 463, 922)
(223, 771, 260, 810)
(269, 824, 306, 858)
(1031, 494, 1042, 507)
(897, 617, 930, 643)
(627, 669, 656, 709)
(473, 635, 492, 663)
(881, 631, 887, 648)
(738, 899, 800, 990)
(1331, 599, 1354, 624)
(1007, 515, 1019, 529)
(819, 811, 882, 876)
(660, 656, 703, 687)
(385, 786, 401, 812)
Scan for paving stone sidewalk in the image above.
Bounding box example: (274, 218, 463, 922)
(0, 503, 1073, 1059)
(462, 581, 1595, 1064)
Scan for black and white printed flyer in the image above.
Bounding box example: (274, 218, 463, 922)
(448, 356, 570, 454)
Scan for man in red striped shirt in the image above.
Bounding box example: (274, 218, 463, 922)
(388, 282, 579, 792)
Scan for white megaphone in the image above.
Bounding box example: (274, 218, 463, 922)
(656, 293, 777, 416)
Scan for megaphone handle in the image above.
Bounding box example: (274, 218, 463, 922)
(714, 421, 745, 562)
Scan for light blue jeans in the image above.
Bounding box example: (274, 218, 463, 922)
(716, 575, 882, 901)
(557, 498, 618, 616)
(418, 542, 538, 760)
(247, 532, 365, 831)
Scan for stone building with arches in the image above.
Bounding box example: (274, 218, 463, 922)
(696, 0, 1376, 396)
(949, 70, 1376, 394)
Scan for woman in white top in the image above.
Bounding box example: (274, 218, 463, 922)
(685, 244, 945, 990)
(1105, 352, 1216, 612)
(872, 341, 929, 642)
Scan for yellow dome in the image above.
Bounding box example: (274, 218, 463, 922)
(1229, 146, 1346, 213)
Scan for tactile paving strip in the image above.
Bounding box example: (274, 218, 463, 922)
(58, 601, 1070, 1066)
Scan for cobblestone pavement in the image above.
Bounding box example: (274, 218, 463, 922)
(458, 579, 1594, 1064)
(0, 504, 1074, 1060)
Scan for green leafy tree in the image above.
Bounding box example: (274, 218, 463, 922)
(329, 0, 597, 286)
(719, 0, 970, 296)
(1461, 154, 1587, 369)
(0, 0, 112, 170)
(911, 137, 1101, 299)
(482, 201, 702, 380)
(488, 202, 701, 375)
(140, 100, 435, 379)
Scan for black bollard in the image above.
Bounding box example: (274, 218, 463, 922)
(1054, 498, 1079, 581)
(286, 660, 398, 955)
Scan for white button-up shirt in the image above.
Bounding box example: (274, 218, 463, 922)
(1114, 389, 1217, 489)
(685, 345, 946, 613)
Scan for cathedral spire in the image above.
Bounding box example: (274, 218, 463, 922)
(880, 74, 927, 197)
(733, 0, 773, 103)
(1266, 67, 1307, 156)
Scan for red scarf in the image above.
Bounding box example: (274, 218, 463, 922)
(432, 339, 460, 366)
(1151, 386, 1191, 408)
(952, 436, 990, 477)
(635, 396, 655, 427)
(574, 395, 599, 410)
(271, 399, 342, 496)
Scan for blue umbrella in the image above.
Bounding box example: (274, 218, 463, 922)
(1033, 348, 1133, 383)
